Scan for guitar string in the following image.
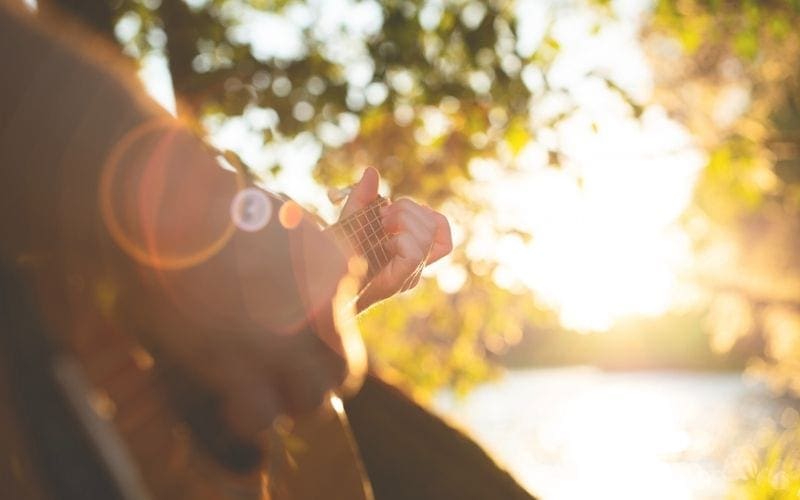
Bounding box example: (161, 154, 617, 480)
(335, 200, 390, 273)
(354, 207, 385, 270)
(358, 213, 390, 270)
(344, 211, 427, 285)
(346, 215, 382, 274)
(366, 203, 391, 267)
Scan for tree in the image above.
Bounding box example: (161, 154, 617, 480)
(44, 0, 600, 395)
(648, 0, 800, 395)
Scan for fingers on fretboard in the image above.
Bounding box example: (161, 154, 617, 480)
(329, 198, 390, 280)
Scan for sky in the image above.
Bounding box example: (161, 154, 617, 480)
(135, 0, 708, 332)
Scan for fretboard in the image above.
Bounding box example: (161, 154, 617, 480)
(326, 197, 391, 281)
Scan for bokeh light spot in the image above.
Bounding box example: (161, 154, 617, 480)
(99, 118, 242, 270)
(231, 187, 272, 232)
(278, 200, 304, 229)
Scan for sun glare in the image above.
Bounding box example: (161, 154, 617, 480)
(135, 0, 706, 332)
(472, 105, 704, 332)
(465, 2, 706, 332)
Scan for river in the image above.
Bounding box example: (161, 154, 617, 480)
(433, 367, 796, 500)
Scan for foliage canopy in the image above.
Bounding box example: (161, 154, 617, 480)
(46, 0, 800, 398)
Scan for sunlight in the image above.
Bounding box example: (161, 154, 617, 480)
(470, 124, 702, 332)
(137, 52, 176, 116)
(134, 0, 705, 332)
(537, 110, 699, 332)
(435, 369, 759, 500)
(12, 0, 800, 498)
(465, 1, 706, 331)
(550, 385, 694, 499)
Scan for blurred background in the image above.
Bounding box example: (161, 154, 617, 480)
(32, 0, 800, 497)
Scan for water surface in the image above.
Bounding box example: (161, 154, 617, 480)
(434, 367, 792, 500)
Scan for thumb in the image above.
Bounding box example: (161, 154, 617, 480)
(340, 167, 379, 219)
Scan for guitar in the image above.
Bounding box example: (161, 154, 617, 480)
(14, 196, 392, 500)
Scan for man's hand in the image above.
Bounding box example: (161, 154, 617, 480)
(339, 167, 453, 311)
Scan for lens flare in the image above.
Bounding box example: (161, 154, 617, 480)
(99, 118, 244, 270)
(231, 187, 273, 232)
(278, 200, 304, 229)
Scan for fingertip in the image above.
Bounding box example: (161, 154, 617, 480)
(360, 166, 379, 187)
(353, 166, 379, 199)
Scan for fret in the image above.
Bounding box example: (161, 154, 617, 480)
(368, 203, 390, 268)
(326, 197, 390, 281)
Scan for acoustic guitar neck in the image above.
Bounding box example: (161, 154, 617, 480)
(325, 197, 391, 281)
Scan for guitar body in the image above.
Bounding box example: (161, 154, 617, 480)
(3, 239, 376, 500)
(0, 8, 389, 497)
(9, 299, 371, 500)
(31, 196, 394, 499)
